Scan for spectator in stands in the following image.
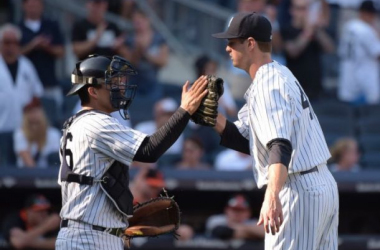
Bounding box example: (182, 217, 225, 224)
(176, 137, 211, 170)
(125, 8, 168, 100)
(0, 23, 43, 133)
(135, 98, 183, 156)
(338, 0, 380, 105)
(130, 168, 165, 205)
(71, 0, 129, 60)
(120, 0, 136, 21)
(19, 0, 65, 109)
(13, 97, 61, 168)
(215, 149, 253, 171)
(329, 137, 361, 172)
(236, 0, 283, 55)
(281, 0, 335, 101)
(176, 224, 195, 241)
(205, 194, 264, 240)
(194, 55, 237, 118)
(1, 193, 60, 250)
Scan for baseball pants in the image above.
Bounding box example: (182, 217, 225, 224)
(55, 220, 124, 250)
(265, 164, 339, 250)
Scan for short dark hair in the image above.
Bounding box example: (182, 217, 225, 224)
(78, 84, 102, 106)
(194, 55, 216, 77)
(257, 41, 272, 53)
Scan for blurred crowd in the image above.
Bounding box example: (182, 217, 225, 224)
(0, 0, 380, 247)
(0, 0, 378, 173)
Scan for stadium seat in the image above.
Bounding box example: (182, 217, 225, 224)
(324, 133, 346, 147)
(357, 118, 380, 136)
(357, 104, 380, 119)
(357, 135, 380, 154)
(128, 96, 156, 127)
(47, 152, 60, 168)
(157, 154, 181, 169)
(41, 97, 59, 128)
(61, 96, 80, 124)
(360, 152, 380, 169)
(318, 116, 354, 136)
(161, 83, 182, 104)
(0, 132, 16, 167)
(312, 100, 353, 119)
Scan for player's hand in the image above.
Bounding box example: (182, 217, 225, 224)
(180, 75, 208, 115)
(257, 191, 283, 235)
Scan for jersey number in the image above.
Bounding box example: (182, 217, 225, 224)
(295, 81, 313, 120)
(64, 132, 73, 170)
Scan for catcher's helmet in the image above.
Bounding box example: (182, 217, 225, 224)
(68, 54, 138, 119)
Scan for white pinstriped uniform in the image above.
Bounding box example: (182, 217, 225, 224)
(56, 111, 146, 250)
(235, 61, 339, 249)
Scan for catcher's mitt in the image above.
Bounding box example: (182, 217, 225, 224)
(191, 75, 224, 127)
(124, 189, 180, 246)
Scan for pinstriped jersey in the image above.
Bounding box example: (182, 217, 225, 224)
(235, 61, 331, 188)
(58, 110, 146, 228)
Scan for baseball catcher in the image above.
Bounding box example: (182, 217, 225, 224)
(56, 54, 208, 250)
(191, 75, 224, 127)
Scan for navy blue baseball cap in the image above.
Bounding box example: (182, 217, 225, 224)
(359, 0, 378, 13)
(212, 12, 272, 42)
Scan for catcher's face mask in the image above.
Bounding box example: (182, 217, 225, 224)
(105, 56, 138, 120)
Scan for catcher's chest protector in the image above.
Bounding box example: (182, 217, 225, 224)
(60, 110, 134, 217)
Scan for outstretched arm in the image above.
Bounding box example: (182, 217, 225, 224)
(133, 76, 208, 162)
(215, 113, 250, 155)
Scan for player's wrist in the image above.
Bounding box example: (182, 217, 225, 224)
(180, 104, 193, 115)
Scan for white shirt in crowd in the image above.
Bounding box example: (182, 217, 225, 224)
(13, 127, 61, 168)
(0, 56, 43, 132)
(338, 18, 380, 104)
(215, 149, 253, 171)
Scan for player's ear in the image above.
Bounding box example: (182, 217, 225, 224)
(247, 37, 255, 51)
(88, 86, 98, 99)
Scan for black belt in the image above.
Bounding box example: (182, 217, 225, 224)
(60, 220, 124, 237)
(299, 166, 318, 175)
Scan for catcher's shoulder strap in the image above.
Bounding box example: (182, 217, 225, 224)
(60, 109, 112, 184)
(60, 109, 94, 184)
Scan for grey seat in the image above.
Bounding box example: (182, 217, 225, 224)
(0, 132, 16, 167)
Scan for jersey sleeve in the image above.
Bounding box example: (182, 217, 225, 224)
(363, 28, 380, 58)
(234, 103, 250, 140)
(251, 69, 293, 146)
(86, 115, 147, 166)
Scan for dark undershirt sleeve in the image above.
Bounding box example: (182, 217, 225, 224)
(220, 120, 250, 155)
(133, 108, 190, 162)
(267, 138, 292, 169)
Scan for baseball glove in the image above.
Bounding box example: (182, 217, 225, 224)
(124, 189, 180, 247)
(191, 75, 224, 127)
